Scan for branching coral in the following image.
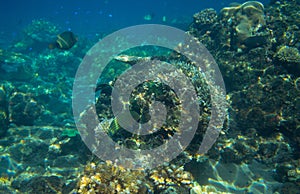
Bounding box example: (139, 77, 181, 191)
(149, 163, 194, 191)
(76, 161, 152, 194)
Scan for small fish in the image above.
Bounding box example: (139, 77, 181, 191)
(113, 54, 151, 65)
(49, 31, 77, 50)
(144, 13, 154, 21)
(95, 117, 121, 137)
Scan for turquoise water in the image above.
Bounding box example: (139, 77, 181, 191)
(1, 0, 300, 193)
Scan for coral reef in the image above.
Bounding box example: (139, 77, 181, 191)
(274, 46, 300, 74)
(23, 19, 59, 43)
(92, 53, 213, 157)
(0, 49, 34, 81)
(218, 1, 268, 50)
(187, 0, 300, 191)
(149, 163, 194, 192)
(189, 8, 218, 37)
(11, 19, 59, 53)
(190, 183, 231, 194)
(266, 0, 300, 48)
(0, 0, 299, 193)
(0, 125, 91, 193)
(8, 92, 42, 126)
(74, 161, 199, 194)
(75, 161, 152, 194)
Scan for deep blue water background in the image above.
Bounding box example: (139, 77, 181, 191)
(1, 0, 270, 43)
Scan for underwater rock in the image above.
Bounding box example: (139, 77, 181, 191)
(12, 175, 69, 193)
(266, 0, 300, 48)
(193, 8, 217, 27)
(274, 46, 300, 75)
(0, 49, 30, 64)
(0, 85, 8, 137)
(0, 49, 34, 81)
(11, 19, 59, 53)
(190, 183, 232, 194)
(149, 163, 194, 192)
(0, 126, 91, 193)
(8, 92, 42, 126)
(23, 19, 59, 43)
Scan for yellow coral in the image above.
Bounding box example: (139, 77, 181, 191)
(75, 161, 152, 194)
(149, 163, 194, 190)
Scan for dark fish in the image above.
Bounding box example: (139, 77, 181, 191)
(49, 31, 77, 50)
(243, 35, 268, 49)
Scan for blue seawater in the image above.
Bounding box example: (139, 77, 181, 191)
(1, 0, 270, 41)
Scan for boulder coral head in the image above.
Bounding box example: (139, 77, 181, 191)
(220, 1, 266, 48)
